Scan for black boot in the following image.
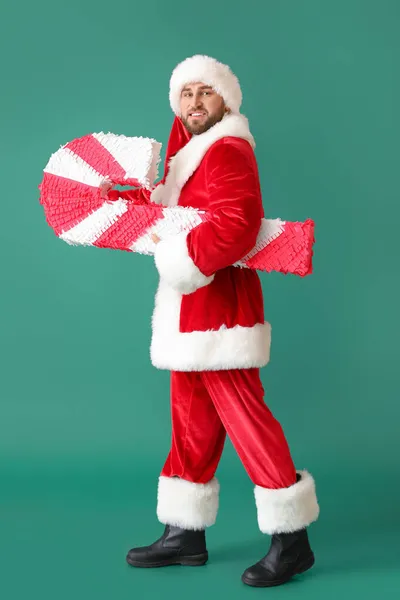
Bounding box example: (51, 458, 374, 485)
(126, 524, 208, 568)
(241, 527, 315, 587)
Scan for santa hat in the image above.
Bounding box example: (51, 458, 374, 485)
(156, 115, 192, 187)
(169, 55, 242, 117)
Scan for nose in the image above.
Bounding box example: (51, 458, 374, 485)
(191, 93, 204, 109)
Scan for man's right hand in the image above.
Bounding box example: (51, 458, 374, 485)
(100, 180, 113, 198)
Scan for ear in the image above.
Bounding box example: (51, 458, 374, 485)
(224, 106, 231, 114)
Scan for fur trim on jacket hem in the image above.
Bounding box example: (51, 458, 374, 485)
(150, 280, 271, 371)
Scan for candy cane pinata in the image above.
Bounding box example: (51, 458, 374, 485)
(39, 132, 315, 277)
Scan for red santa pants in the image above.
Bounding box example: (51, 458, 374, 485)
(160, 368, 297, 489)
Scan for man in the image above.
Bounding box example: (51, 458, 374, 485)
(120, 55, 319, 587)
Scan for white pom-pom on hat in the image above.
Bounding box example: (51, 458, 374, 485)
(169, 55, 242, 117)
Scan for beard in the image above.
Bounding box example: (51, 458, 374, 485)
(182, 106, 227, 135)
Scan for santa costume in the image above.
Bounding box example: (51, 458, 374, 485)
(121, 55, 320, 587)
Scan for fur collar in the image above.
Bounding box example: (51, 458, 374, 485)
(151, 113, 255, 207)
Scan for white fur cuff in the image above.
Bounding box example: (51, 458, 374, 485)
(154, 232, 214, 294)
(157, 476, 220, 530)
(254, 470, 320, 535)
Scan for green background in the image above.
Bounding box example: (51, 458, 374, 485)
(1, 0, 398, 598)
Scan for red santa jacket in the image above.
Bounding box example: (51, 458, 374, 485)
(113, 113, 271, 371)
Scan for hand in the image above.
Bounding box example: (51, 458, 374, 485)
(151, 233, 161, 244)
(100, 180, 113, 198)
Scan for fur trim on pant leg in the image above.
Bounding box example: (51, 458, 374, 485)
(157, 476, 220, 530)
(254, 470, 320, 534)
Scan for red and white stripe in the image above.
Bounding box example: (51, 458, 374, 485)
(39, 132, 314, 276)
(59, 198, 130, 246)
(39, 131, 162, 241)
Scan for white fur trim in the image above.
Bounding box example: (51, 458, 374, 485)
(150, 280, 271, 371)
(157, 476, 220, 530)
(159, 113, 255, 207)
(254, 470, 320, 535)
(150, 183, 164, 204)
(154, 231, 214, 295)
(169, 55, 242, 117)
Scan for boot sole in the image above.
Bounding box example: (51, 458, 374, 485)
(126, 552, 208, 568)
(241, 553, 315, 587)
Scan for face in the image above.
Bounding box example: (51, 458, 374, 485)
(180, 82, 230, 135)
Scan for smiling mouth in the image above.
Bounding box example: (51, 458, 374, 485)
(189, 112, 207, 119)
